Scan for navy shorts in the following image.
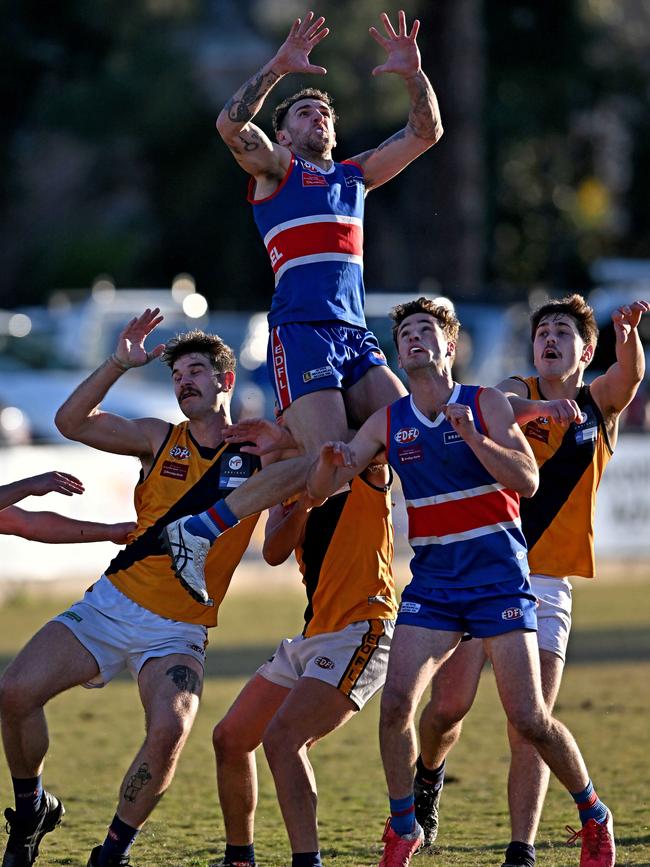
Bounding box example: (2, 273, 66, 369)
(267, 321, 388, 410)
(396, 575, 538, 638)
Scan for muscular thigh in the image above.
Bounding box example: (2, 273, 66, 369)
(345, 364, 407, 427)
(283, 388, 349, 453)
(1, 621, 100, 704)
(138, 654, 204, 724)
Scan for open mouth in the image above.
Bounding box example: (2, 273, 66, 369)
(180, 389, 199, 401)
(543, 348, 559, 359)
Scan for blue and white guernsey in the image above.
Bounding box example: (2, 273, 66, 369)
(248, 155, 366, 328)
(386, 385, 529, 589)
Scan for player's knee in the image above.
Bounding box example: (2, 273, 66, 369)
(507, 705, 551, 743)
(147, 712, 194, 755)
(262, 715, 299, 763)
(380, 684, 414, 728)
(213, 717, 258, 758)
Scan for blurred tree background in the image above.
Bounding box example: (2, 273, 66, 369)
(1, 0, 649, 308)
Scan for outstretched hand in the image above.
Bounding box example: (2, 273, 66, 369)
(223, 417, 298, 456)
(612, 300, 649, 344)
(113, 308, 166, 369)
(29, 471, 85, 497)
(369, 10, 421, 78)
(273, 11, 329, 76)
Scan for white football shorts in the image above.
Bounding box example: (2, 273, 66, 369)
(257, 618, 395, 710)
(53, 575, 208, 688)
(530, 574, 573, 662)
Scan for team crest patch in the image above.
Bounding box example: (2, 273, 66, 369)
(303, 365, 333, 382)
(501, 607, 523, 620)
(302, 172, 328, 187)
(228, 455, 243, 471)
(161, 460, 189, 480)
(315, 656, 335, 670)
(169, 445, 191, 459)
(394, 426, 419, 444)
(400, 601, 421, 614)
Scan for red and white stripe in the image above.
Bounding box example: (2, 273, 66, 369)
(263, 214, 363, 284)
(406, 482, 521, 546)
(270, 326, 293, 411)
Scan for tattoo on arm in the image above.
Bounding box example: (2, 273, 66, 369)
(375, 129, 407, 153)
(407, 73, 442, 141)
(228, 129, 262, 155)
(166, 664, 201, 695)
(226, 69, 281, 124)
(124, 763, 152, 803)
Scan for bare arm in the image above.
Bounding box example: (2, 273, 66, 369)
(0, 471, 85, 511)
(306, 408, 387, 499)
(263, 495, 315, 566)
(445, 389, 538, 497)
(350, 12, 443, 191)
(0, 506, 135, 544)
(497, 377, 583, 426)
(216, 12, 329, 180)
(590, 300, 648, 417)
(54, 308, 169, 458)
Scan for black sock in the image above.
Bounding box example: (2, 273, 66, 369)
(224, 842, 256, 864)
(11, 776, 43, 822)
(504, 840, 536, 866)
(416, 755, 445, 789)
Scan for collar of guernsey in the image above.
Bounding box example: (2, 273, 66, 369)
(248, 154, 367, 328)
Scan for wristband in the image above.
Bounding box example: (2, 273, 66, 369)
(109, 353, 131, 371)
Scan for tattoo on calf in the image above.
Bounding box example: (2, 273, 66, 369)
(124, 763, 152, 803)
(166, 664, 201, 695)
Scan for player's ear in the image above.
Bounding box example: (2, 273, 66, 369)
(276, 129, 291, 147)
(580, 343, 594, 364)
(446, 341, 456, 358)
(222, 370, 236, 391)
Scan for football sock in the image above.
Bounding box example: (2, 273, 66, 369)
(224, 842, 256, 865)
(389, 793, 416, 836)
(98, 814, 139, 864)
(503, 840, 536, 865)
(12, 775, 43, 822)
(571, 780, 608, 826)
(291, 853, 322, 867)
(415, 755, 445, 789)
(185, 498, 239, 542)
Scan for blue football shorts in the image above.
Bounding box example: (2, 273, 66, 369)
(267, 320, 388, 410)
(396, 574, 538, 638)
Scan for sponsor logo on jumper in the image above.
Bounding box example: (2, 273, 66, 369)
(303, 365, 333, 383)
(525, 421, 550, 444)
(186, 643, 206, 656)
(398, 445, 423, 464)
(345, 174, 364, 187)
(368, 595, 389, 605)
(301, 160, 321, 172)
(315, 656, 335, 670)
(228, 455, 243, 471)
(501, 607, 524, 620)
(394, 426, 420, 444)
(161, 460, 189, 481)
(574, 406, 597, 445)
(61, 610, 82, 622)
(302, 172, 328, 187)
(400, 601, 421, 614)
(443, 431, 464, 445)
(169, 445, 191, 460)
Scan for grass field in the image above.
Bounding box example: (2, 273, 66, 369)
(1, 569, 649, 866)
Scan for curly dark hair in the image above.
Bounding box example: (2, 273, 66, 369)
(161, 330, 236, 373)
(272, 88, 336, 135)
(389, 297, 460, 347)
(530, 293, 598, 347)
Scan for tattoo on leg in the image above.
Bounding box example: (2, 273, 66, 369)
(124, 763, 152, 802)
(166, 664, 201, 695)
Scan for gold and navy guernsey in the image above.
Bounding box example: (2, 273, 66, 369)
(295, 474, 398, 639)
(515, 377, 613, 579)
(105, 421, 260, 626)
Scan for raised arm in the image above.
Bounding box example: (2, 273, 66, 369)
(54, 308, 169, 459)
(445, 388, 538, 497)
(349, 11, 443, 191)
(0, 506, 136, 544)
(497, 377, 583, 426)
(590, 300, 648, 419)
(216, 12, 329, 180)
(307, 407, 387, 499)
(263, 493, 317, 566)
(0, 471, 85, 512)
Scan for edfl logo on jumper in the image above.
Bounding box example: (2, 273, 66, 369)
(394, 427, 420, 445)
(170, 445, 191, 460)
